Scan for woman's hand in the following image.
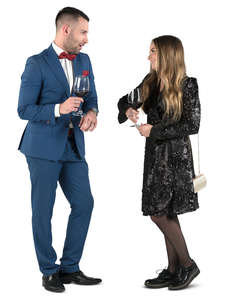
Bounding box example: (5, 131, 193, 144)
(125, 107, 139, 123)
(138, 124, 153, 137)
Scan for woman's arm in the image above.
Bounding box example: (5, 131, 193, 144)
(117, 94, 132, 123)
(149, 77, 201, 141)
(117, 75, 148, 124)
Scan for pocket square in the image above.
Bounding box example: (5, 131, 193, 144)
(82, 70, 89, 76)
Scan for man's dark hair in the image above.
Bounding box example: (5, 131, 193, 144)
(55, 7, 89, 27)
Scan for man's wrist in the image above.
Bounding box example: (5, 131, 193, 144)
(88, 108, 98, 116)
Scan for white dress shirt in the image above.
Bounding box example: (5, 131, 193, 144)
(52, 42, 74, 127)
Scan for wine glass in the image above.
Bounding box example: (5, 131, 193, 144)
(127, 87, 143, 128)
(72, 75, 90, 117)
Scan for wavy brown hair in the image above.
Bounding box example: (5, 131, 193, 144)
(142, 35, 186, 121)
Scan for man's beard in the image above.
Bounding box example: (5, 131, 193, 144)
(68, 49, 79, 55)
(63, 35, 79, 54)
(67, 46, 79, 55)
(63, 43, 79, 54)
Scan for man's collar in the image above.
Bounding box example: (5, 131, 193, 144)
(52, 41, 64, 56)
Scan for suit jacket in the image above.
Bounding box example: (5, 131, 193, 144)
(17, 44, 98, 160)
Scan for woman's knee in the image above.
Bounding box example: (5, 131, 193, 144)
(150, 215, 166, 225)
(150, 215, 159, 224)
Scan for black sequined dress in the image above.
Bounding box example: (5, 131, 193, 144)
(117, 76, 201, 216)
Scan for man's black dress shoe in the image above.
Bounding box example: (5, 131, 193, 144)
(144, 269, 176, 288)
(42, 272, 65, 293)
(168, 261, 200, 290)
(59, 271, 102, 285)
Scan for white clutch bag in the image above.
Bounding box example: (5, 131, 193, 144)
(193, 174, 207, 193)
(192, 134, 207, 193)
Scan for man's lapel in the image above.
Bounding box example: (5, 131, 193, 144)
(72, 54, 81, 77)
(44, 44, 70, 97)
(73, 51, 86, 77)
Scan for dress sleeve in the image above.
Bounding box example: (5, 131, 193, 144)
(149, 77, 201, 141)
(117, 75, 148, 124)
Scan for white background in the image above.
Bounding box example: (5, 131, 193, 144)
(0, 0, 224, 299)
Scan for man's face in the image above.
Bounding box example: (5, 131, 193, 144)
(64, 17, 89, 54)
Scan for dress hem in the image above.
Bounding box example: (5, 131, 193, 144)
(142, 205, 199, 217)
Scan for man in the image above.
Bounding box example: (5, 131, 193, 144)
(17, 7, 101, 293)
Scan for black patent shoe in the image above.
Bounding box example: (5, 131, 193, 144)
(168, 261, 200, 290)
(145, 269, 176, 288)
(42, 272, 65, 293)
(59, 271, 102, 285)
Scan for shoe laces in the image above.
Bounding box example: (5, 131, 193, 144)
(50, 273, 62, 285)
(156, 267, 167, 275)
(155, 268, 172, 279)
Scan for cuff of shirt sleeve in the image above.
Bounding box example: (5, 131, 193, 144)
(88, 107, 99, 115)
(54, 104, 61, 117)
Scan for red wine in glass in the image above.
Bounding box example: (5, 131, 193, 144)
(75, 90, 89, 98)
(128, 88, 142, 128)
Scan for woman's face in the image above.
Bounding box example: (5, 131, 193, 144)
(148, 42, 157, 70)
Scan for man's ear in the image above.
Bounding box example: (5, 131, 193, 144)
(62, 24, 70, 35)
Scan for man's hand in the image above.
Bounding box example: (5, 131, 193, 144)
(59, 97, 84, 114)
(79, 110, 97, 132)
(138, 124, 153, 137)
(125, 107, 139, 123)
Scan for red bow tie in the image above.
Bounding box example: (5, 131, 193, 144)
(58, 52, 76, 61)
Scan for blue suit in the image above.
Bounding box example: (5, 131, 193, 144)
(18, 44, 98, 276)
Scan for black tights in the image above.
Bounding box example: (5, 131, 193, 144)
(150, 215, 192, 273)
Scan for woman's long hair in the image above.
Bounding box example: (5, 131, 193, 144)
(142, 35, 186, 121)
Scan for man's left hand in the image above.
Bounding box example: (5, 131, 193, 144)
(138, 124, 153, 137)
(79, 110, 97, 132)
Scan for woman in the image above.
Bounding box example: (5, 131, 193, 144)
(117, 35, 201, 290)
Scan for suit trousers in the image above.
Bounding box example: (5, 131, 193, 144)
(25, 134, 94, 276)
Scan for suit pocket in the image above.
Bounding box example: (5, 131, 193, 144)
(29, 121, 52, 135)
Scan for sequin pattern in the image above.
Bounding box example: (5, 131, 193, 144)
(117, 76, 201, 216)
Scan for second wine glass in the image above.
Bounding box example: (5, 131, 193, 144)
(128, 87, 143, 128)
